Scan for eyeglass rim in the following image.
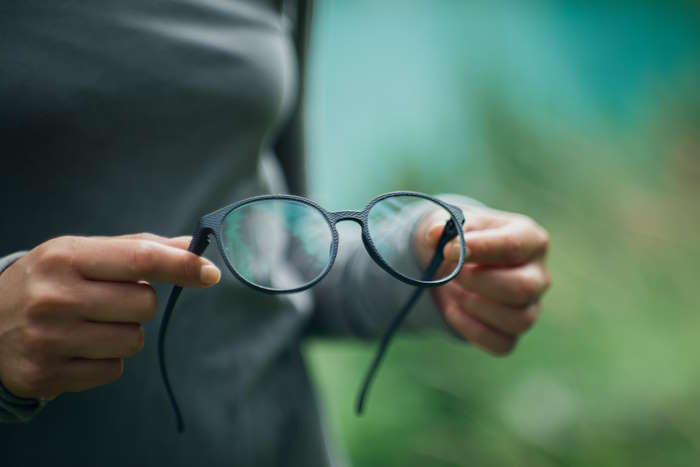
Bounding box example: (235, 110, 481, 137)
(196, 191, 466, 294)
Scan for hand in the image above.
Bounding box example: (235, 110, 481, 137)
(415, 205, 551, 355)
(0, 233, 221, 400)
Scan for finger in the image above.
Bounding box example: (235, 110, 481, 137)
(434, 282, 540, 336)
(115, 233, 192, 250)
(457, 287, 541, 336)
(423, 209, 512, 253)
(424, 222, 449, 248)
(60, 358, 124, 393)
(444, 218, 549, 266)
(77, 281, 157, 323)
(419, 222, 471, 269)
(455, 261, 550, 307)
(74, 237, 220, 287)
(423, 209, 504, 250)
(443, 302, 516, 356)
(59, 322, 144, 359)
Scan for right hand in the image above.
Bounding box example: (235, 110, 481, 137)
(0, 233, 221, 400)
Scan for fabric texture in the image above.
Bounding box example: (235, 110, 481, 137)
(0, 0, 477, 465)
(0, 252, 26, 276)
(0, 383, 47, 424)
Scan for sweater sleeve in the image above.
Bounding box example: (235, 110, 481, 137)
(308, 194, 484, 337)
(0, 251, 49, 423)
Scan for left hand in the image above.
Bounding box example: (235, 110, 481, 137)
(415, 205, 551, 355)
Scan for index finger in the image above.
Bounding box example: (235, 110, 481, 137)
(74, 237, 220, 287)
(445, 219, 549, 266)
(115, 233, 192, 250)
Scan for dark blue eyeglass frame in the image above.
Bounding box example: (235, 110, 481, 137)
(158, 191, 466, 432)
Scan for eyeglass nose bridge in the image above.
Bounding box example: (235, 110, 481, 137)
(328, 210, 365, 225)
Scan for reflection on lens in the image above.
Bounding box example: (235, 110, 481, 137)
(221, 199, 333, 291)
(367, 195, 461, 282)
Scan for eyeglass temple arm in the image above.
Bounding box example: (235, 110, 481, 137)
(158, 227, 210, 433)
(355, 217, 462, 414)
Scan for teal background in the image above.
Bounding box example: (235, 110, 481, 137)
(303, 1, 700, 466)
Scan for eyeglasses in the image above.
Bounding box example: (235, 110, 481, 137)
(158, 191, 466, 432)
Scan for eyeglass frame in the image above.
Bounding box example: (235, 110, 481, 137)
(192, 191, 466, 292)
(159, 190, 467, 432)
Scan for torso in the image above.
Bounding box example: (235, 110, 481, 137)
(0, 2, 331, 465)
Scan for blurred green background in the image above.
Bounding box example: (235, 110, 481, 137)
(302, 1, 700, 466)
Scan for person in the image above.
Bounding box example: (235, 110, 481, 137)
(0, 0, 550, 465)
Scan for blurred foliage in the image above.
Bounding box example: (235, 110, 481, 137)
(304, 1, 700, 466)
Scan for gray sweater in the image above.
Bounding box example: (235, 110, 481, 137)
(0, 1, 468, 465)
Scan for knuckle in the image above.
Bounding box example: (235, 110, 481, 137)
(490, 338, 517, 357)
(513, 320, 532, 335)
(539, 228, 551, 253)
(513, 213, 533, 225)
(542, 269, 552, 291)
(129, 241, 158, 276)
(182, 254, 202, 282)
(18, 360, 51, 395)
(513, 214, 535, 230)
(523, 308, 538, 329)
(22, 284, 45, 318)
(460, 291, 478, 311)
(519, 217, 549, 254)
(515, 306, 539, 333)
(126, 326, 145, 356)
(469, 323, 489, 347)
(523, 217, 540, 233)
(503, 235, 525, 263)
(36, 237, 77, 271)
(514, 276, 538, 303)
(515, 267, 548, 303)
(99, 359, 124, 386)
(108, 359, 124, 382)
(38, 287, 66, 309)
(24, 283, 70, 318)
(136, 327, 145, 352)
(131, 232, 164, 244)
(21, 325, 52, 355)
(141, 286, 158, 321)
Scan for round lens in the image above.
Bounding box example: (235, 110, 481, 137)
(221, 199, 333, 291)
(367, 195, 462, 282)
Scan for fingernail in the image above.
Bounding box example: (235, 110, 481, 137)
(173, 235, 193, 242)
(200, 264, 221, 285)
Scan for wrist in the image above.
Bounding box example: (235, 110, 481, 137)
(0, 251, 28, 277)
